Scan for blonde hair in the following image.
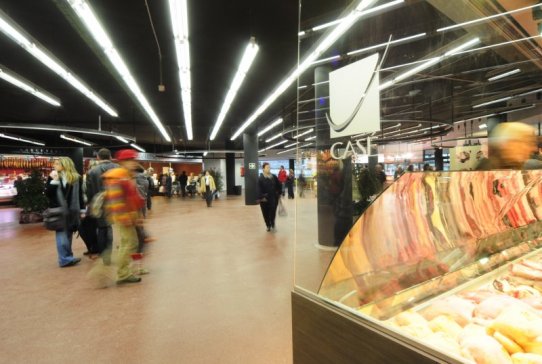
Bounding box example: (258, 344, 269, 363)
(58, 157, 80, 184)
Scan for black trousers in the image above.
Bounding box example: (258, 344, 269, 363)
(260, 198, 278, 228)
(180, 184, 187, 197)
(97, 225, 113, 264)
(205, 186, 213, 207)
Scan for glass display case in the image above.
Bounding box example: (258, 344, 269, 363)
(317, 170, 542, 362)
(0, 176, 18, 202)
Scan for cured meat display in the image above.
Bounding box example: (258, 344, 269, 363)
(317, 170, 542, 363)
(389, 257, 542, 363)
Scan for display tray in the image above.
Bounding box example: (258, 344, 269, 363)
(380, 247, 542, 363)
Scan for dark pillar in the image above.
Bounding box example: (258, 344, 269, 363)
(243, 132, 259, 205)
(434, 148, 443, 171)
(69, 148, 84, 175)
(289, 159, 295, 171)
(225, 141, 236, 195)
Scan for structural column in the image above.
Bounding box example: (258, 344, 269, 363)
(225, 141, 236, 195)
(243, 132, 259, 205)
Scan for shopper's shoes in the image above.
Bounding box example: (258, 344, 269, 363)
(266, 226, 271, 232)
(136, 268, 150, 275)
(61, 257, 81, 267)
(83, 251, 91, 256)
(88, 254, 99, 260)
(144, 237, 157, 243)
(116, 275, 142, 284)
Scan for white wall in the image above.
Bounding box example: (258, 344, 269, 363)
(203, 159, 226, 191)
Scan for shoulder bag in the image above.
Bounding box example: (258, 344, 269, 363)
(43, 184, 68, 231)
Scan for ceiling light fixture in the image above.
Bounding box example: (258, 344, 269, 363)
(130, 143, 146, 153)
(346, 32, 426, 57)
(115, 136, 129, 143)
(231, 0, 387, 140)
(0, 9, 117, 116)
(276, 147, 297, 155)
(210, 38, 259, 140)
(299, 0, 404, 36)
(285, 142, 299, 148)
(0, 132, 45, 146)
(293, 128, 314, 139)
(257, 118, 283, 137)
(262, 140, 288, 151)
(437, 3, 542, 33)
(479, 123, 487, 129)
(65, 0, 171, 142)
(487, 68, 521, 81)
(0, 65, 60, 106)
(380, 37, 480, 90)
(203, 152, 208, 157)
(60, 134, 93, 146)
(0, 123, 134, 142)
(265, 132, 282, 143)
(168, 0, 193, 140)
(300, 142, 313, 148)
(472, 97, 512, 109)
(305, 135, 316, 141)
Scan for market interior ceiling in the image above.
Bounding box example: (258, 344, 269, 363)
(0, 0, 542, 156)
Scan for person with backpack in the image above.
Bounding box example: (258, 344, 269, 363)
(103, 149, 145, 284)
(86, 148, 118, 263)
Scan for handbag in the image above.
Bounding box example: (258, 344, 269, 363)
(43, 184, 67, 231)
(278, 198, 287, 217)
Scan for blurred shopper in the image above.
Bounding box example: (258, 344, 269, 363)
(374, 163, 387, 191)
(476, 122, 542, 170)
(165, 173, 173, 198)
(394, 166, 404, 180)
(406, 164, 414, 172)
(86, 148, 118, 263)
(132, 164, 154, 274)
(179, 171, 188, 198)
(258, 162, 281, 232)
(146, 167, 154, 211)
(199, 170, 216, 207)
(423, 163, 433, 171)
(286, 168, 295, 199)
(103, 149, 145, 284)
(298, 172, 306, 198)
(46, 157, 84, 267)
(277, 165, 287, 197)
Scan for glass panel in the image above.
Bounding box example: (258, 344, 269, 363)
(295, 0, 542, 361)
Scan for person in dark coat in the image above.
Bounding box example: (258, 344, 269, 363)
(286, 168, 295, 199)
(179, 171, 188, 197)
(85, 148, 118, 262)
(46, 157, 85, 267)
(258, 162, 281, 232)
(165, 173, 173, 198)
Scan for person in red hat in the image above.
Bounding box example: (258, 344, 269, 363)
(102, 149, 145, 284)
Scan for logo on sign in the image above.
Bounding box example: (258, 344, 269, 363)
(326, 53, 381, 139)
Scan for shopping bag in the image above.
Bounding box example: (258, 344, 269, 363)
(278, 199, 287, 217)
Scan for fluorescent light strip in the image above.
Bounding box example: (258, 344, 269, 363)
(0, 9, 117, 116)
(380, 38, 480, 90)
(501, 104, 536, 114)
(285, 142, 299, 148)
(300, 142, 313, 148)
(437, 3, 542, 33)
(130, 143, 146, 153)
(0, 66, 60, 106)
(453, 35, 542, 57)
(265, 132, 282, 143)
(453, 113, 496, 124)
(305, 136, 316, 141)
(257, 118, 283, 137)
(488, 68, 520, 81)
(168, 0, 193, 140)
(472, 97, 512, 109)
(60, 134, 93, 146)
(65, 0, 170, 142)
(299, 0, 404, 35)
(276, 147, 297, 155)
(116, 136, 129, 143)
(210, 38, 259, 140)
(293, 128, 314, 139)
(262, 140, 288, 151)
(346, 32, 426, 57)
(479, 123, 487, 129)
(203, 152, 208, 157)
(231, 0, 385, 140)
(0, 132, 45, 146)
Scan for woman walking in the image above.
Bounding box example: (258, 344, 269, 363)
(199, 170, 216, 207)
(258, 162, 281, 232)
(46, 157, 84, 267)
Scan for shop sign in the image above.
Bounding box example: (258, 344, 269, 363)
(330, 139, 368, 160)
(0, 147, 65, 156)
(326, 53, 381, 139)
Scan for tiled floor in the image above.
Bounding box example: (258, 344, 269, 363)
(0, 193, 334, 363)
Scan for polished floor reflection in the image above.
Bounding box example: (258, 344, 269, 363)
(0, 194, 329, 363)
